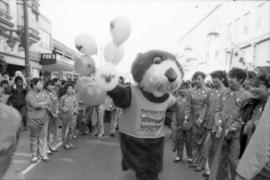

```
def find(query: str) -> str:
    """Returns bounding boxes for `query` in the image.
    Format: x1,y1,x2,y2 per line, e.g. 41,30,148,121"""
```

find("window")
256,2,267,30
0,0,9,14
234,18,240,39
214,50,219,60
243,12,250,34
34,11,38,22
256,5,263,29
32,2,39,22
227,23,232,41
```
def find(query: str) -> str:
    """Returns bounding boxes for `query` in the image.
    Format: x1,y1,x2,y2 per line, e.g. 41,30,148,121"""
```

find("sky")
39,0,220,74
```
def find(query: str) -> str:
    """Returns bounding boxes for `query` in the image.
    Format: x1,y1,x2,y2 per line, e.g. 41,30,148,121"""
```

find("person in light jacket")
44,80,59,152
59,83,79,149
26,78,49,163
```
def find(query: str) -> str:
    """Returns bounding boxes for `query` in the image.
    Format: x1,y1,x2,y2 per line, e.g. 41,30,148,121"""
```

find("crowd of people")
1,67,269,180
170,67,270,180
0,71,124,164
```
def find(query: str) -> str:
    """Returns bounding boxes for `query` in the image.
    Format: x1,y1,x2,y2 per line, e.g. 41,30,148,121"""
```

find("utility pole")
23,0,31,78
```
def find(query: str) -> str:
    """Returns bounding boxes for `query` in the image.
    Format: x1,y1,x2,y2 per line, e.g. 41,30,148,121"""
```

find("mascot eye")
153,57,162,64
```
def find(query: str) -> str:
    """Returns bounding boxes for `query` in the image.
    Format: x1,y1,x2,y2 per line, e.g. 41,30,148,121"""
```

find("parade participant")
171,82,193,163
7,76,28,130
0,80,10,104
11,71,27,89
210,68,251,180
89,105,100,136
44,80,59,152
25,78,50,163
185,71,210,172
52,78,60,98
77,99,90,136
239,74,270,158
59,83,79,149
243,71,257,91
0,80,10,94
109,97,119,137
0,104,23,179
235,96,270,180
105,50,182,180
205,70,228,178
95,97,112,138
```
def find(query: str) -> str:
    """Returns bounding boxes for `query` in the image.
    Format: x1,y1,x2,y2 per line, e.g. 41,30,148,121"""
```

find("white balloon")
74,55,96,76
110,17,131,46
75,33,98,55
95,63,119,91
75,76,94,95
103,41,124,65
80,84,107,106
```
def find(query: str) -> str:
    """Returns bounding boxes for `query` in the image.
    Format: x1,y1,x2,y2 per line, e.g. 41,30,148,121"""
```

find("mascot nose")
165,68,177,82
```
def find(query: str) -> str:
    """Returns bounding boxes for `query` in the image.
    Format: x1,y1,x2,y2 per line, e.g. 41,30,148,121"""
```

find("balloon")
80,84,106,106
103,41,124,65
75,55,95,76
110,17,131,46
75,33,97,55
75,76,94,95
95,63,119,91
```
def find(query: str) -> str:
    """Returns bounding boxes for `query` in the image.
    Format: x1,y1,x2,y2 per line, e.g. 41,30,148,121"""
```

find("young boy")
172,82,193,163
59,83,79,149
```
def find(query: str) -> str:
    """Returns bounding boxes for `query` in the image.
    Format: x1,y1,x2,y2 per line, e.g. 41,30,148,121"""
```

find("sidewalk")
12,122,112,174
12,128,63,175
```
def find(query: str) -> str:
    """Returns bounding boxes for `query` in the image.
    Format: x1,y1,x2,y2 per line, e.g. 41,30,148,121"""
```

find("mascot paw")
95,62,119,91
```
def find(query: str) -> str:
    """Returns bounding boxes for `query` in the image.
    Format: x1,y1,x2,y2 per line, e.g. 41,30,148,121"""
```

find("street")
13,126,202,180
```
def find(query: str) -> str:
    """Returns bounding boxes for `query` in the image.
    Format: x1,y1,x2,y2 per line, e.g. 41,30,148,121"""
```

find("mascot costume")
0,104,22,179
105,50,183,180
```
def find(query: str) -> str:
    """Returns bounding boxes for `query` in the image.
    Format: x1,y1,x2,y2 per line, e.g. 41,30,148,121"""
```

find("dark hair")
228,68,247,84
65,83,74,91
0,80,9,87
52,78,59,84
30,78,40,89
254,74,270,88
44,80,54,89
179,81,189,89
192,71,206,80
14,76,23,84
210,70,228,87
247,71,257,80
185,80,193,88
61,80,66,86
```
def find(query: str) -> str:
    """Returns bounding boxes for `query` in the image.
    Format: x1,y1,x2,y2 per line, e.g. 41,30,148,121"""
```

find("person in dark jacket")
239,74,270,158
7,76,28,130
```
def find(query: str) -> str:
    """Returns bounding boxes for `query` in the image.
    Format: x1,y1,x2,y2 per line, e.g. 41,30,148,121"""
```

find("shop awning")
40,53,75,72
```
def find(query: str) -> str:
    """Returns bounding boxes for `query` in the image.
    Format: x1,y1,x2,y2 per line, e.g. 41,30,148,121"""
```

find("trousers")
29,117,49,158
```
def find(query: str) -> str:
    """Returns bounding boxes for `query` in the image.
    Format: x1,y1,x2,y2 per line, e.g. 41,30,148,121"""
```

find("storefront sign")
40,53,56,65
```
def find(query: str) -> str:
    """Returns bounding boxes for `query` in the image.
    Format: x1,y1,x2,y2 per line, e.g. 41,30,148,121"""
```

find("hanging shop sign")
40,53,56,65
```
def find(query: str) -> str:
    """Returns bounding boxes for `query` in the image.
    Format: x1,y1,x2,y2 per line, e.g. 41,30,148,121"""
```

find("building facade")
0,0,42,77
178,1,270,79
48,39,80,81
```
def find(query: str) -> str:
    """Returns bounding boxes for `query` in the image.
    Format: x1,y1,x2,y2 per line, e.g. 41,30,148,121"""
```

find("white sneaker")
31,157,39,163
98,133,104,138
187,158,193,163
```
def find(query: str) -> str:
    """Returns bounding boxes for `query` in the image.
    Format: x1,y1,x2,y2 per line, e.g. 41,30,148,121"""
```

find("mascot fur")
106,50,183,180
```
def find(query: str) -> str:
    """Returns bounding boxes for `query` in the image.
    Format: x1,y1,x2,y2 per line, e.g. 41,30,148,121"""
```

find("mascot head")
131,50,184,97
